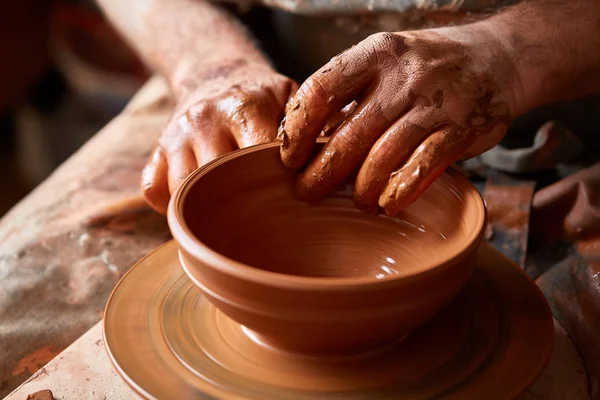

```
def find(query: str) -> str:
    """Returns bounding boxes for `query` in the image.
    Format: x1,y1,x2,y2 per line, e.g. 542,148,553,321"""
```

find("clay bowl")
168,142,486,355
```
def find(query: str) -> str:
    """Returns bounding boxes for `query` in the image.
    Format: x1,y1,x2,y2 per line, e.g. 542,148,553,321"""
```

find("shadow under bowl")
168,142,486,355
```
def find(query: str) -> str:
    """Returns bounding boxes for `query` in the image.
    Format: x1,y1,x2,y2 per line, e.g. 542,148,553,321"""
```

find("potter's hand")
279,30,518,215
142,62,297,214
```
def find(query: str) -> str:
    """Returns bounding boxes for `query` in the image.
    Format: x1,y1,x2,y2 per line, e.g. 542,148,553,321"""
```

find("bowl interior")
179,143,483,281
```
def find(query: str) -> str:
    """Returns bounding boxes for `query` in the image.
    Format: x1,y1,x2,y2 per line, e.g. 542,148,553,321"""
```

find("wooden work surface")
0,77,173,397
3,318,590,399
0,76,595,399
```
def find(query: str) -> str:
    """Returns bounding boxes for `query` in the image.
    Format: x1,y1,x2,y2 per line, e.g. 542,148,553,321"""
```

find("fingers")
459,119,509,160
295,87,410,202
280,50,376,170
143,118,239,216
274,78,299,110
322,101,358,137
353,107,440,212
141,146,170,215
228,95,283,148
166,144,197,195
192,127,237,166
379,125,474,216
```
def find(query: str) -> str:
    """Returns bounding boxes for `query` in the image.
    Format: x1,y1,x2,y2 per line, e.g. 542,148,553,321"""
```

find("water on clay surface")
184,149,466,280
199,204,449,279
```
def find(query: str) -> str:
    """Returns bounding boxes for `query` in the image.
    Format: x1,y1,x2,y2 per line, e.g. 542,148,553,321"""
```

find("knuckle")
157,130,173,150
162,101,218,148
172,167,189,184
189,102,213,121
299,76,329,105
365,152,388,173
368,32,397,46
328,47,350,65
274,73,293,87
228,95,263,120
335,131,361,150
273,77,297,102
362,33,393,65
364,32,399,52
158,124,190,154
158,128,176,151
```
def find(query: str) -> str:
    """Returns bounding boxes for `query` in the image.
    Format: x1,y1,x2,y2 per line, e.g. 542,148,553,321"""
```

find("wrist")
170,51,272,102
432,23,526,118
465,1,600,117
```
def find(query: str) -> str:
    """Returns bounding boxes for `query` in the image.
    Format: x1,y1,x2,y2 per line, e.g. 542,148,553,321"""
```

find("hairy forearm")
482,0,600,116
96,0,269,99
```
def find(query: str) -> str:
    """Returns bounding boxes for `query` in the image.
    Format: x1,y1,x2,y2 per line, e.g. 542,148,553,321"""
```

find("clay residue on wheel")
25,389,55,400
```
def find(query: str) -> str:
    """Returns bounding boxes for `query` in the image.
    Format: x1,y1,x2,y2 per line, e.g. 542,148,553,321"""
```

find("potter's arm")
96,0,271,99
279,0,600,215
97,0,297,215
474,0,600,117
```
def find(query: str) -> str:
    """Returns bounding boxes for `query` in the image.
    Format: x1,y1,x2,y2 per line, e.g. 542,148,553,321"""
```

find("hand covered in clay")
279,30,518,215
142,61,297,214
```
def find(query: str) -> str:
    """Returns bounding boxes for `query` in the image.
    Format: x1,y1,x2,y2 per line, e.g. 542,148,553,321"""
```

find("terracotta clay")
531,161,600,399
167,142,485,354
103,241,553,399
25,389,54,400
531,162,600,244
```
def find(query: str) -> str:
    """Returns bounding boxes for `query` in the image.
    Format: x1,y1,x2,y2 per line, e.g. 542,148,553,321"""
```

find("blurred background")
0,0,149,216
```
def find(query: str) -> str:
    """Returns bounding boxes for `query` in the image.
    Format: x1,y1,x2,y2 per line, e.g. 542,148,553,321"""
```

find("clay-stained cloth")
0,77,172,396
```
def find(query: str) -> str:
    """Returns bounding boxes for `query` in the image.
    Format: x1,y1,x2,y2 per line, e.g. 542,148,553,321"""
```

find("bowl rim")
167,141,486,289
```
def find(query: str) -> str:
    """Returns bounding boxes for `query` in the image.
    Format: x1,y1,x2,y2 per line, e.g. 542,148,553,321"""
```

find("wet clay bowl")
167,142,486,355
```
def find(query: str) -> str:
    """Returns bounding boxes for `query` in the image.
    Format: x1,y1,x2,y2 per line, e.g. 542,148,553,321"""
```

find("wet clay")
169,142,485,354
25,389,54,400
182,143,478,278
198,204,447,278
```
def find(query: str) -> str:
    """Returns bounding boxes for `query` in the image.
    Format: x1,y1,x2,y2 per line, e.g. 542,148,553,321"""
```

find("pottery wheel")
104,241,553,399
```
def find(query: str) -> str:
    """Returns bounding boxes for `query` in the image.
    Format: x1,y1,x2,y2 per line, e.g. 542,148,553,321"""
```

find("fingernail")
294,177,314,202
294,172,331,204
379,188,399,217
277,118,290,149
140,165,154,191
352,191,379,214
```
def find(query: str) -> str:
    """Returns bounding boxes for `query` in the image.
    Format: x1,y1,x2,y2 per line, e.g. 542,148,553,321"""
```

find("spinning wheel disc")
104,241,553,399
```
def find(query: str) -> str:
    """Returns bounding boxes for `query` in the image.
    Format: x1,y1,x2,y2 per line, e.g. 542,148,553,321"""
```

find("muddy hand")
279,30,518,215
142,61,297,214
